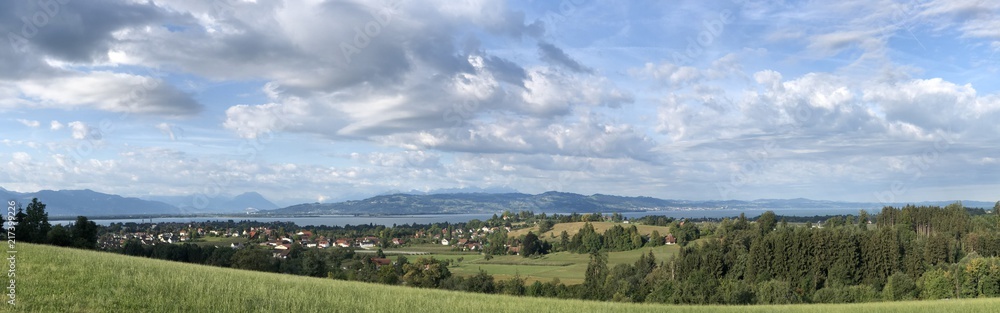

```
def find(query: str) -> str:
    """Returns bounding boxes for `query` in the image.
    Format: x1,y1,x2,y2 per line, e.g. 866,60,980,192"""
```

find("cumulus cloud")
67,121,93,140
224,53,632,140
50,120,64,130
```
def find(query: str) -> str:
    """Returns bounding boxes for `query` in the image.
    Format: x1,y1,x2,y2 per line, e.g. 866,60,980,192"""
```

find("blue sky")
1,0,998,206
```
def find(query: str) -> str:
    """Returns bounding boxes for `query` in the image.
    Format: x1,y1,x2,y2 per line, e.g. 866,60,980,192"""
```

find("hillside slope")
10,244,1000,312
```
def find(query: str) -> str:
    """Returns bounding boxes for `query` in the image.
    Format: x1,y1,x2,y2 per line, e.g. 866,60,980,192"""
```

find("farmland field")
10,243,1000,312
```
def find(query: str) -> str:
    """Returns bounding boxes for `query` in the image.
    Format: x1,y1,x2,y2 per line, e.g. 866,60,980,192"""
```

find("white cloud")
350,151,442,169
12,71,201,115
632,62,702,88
16,119,40,128
50,120,64,130
863,78,987,131
155,122,182,141
11,152,31,163
67,121,93,140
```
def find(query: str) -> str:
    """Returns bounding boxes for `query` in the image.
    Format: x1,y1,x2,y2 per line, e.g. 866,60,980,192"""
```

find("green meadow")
448,245,681,284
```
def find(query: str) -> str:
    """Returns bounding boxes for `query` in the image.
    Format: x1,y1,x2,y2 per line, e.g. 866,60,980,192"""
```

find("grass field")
448,245,681,284
383,243,482,255
509,221,671,239
9,243,1000,312
188,236,246,247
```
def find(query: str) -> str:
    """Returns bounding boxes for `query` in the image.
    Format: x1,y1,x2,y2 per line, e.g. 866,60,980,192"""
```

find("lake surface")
53,208,867,226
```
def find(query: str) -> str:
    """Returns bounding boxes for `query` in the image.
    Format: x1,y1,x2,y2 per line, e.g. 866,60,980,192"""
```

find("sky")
1,0,998,206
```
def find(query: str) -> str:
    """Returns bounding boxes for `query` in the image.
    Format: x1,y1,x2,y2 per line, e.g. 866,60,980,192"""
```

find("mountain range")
268,191,996,215
144,192,278,213
0,187,276,217
0,187,181,216
1,187,993,217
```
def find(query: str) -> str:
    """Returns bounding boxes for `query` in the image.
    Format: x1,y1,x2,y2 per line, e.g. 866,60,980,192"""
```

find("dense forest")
635,203,1000,304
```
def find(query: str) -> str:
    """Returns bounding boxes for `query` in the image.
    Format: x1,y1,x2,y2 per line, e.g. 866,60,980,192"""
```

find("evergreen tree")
521,232,541,257
559,230,570,251
582,252,609,300
757,211,777,236
15,199,52,244
648,230,662,247
71,216,99,249
858,210,870,230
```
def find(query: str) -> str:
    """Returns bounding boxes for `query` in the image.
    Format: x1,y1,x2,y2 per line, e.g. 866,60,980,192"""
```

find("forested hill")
266,191,995,215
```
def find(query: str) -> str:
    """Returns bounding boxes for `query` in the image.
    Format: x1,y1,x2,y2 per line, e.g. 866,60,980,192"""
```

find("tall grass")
6,244,998,312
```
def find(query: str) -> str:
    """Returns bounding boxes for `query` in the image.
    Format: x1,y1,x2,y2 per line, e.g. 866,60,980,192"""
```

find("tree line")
577,203,1000,304
3,198,98,249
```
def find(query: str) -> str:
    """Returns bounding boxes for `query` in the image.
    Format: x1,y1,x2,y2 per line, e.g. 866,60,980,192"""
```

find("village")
97,216,681,261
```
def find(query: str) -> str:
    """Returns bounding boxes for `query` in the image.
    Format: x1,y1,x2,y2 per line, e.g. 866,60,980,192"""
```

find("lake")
52,208,868,226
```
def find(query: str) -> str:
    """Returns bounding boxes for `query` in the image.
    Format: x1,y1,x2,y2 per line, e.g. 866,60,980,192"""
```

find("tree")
882,272,916,301
670,220,700,246
122,239,146,257
920,268,954,300
717,278,753,304
402,258,451,288
994,201,1000,215
376,265,399,285
206,247,236,267
71,216,98,249
465,269,496,293
648,230,662,247
559,230,570,251
582,252,609,300
755,279,799,304
522,231,540,258
231,246,277,272
538,220,554,234
484,231,507,256
300,249,329,277
46,225,72,247
757,211,777,236
498,274,526,296
576,223,603,254
674,269,719,304
19,199,51,244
